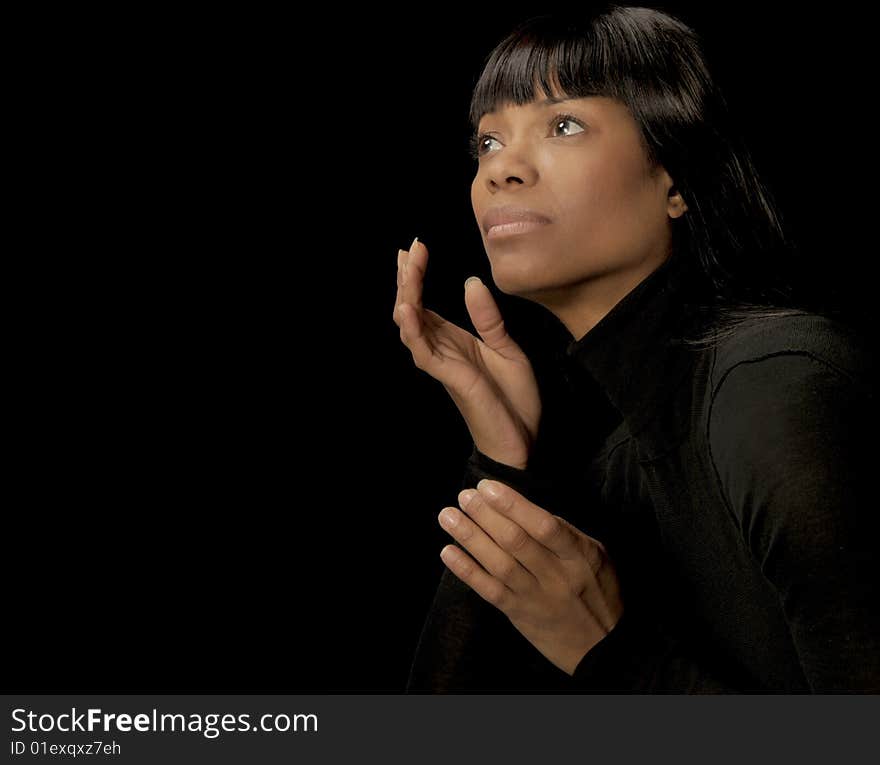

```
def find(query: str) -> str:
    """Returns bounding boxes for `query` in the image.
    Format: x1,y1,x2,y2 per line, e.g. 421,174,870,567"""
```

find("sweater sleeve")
568,608,745,692
706,352,880,692
570,350,880,694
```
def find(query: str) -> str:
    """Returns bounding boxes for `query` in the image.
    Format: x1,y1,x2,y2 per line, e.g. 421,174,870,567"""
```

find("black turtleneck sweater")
404,255,879,693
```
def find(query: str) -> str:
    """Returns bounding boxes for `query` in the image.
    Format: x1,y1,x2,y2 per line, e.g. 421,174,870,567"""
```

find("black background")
8,3,873,691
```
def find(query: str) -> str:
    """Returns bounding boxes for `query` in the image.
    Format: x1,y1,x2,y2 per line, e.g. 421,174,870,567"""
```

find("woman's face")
470,87,686,331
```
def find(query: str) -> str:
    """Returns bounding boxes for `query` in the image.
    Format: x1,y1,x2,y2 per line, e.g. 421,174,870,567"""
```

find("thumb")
463,276,523,357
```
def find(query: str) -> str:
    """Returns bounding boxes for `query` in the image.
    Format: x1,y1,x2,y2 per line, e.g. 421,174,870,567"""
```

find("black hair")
466,5,845,349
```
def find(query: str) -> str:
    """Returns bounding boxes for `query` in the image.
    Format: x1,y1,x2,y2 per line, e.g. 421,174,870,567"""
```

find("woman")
393,6,878,693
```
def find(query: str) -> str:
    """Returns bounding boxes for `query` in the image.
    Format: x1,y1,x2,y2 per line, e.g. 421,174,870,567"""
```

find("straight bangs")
467,8,675,168
468,20,608,131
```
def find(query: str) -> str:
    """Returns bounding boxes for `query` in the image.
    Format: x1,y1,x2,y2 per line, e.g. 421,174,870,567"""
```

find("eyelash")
468,113,585,160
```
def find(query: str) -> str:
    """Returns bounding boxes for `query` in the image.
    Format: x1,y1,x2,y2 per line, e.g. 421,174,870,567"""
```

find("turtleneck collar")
559,254,703,437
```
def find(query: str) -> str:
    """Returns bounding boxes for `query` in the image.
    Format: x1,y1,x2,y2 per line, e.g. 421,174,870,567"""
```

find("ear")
667,183,688,218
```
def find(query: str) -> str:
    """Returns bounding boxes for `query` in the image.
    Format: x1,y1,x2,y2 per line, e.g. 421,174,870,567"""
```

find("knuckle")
455,520,474,541
486,582,508,608
456,556,474,579
498,494,517,516
503,524,530,553
535,515,563,544
495,555,518,582
582,545,603,578
566,577,587,600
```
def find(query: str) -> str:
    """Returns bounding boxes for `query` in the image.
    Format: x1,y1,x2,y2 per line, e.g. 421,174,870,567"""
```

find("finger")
402,237,426,313
391,250,403,324
437,505,534,596
437,507,536,608
455,486,561,580
474,480,582,561
439,543,515,611
398,302,438,371
393,248,406,322
463,277,524,359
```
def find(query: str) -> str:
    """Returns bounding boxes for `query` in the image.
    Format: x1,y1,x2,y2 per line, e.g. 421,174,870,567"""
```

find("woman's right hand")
393,238,542,470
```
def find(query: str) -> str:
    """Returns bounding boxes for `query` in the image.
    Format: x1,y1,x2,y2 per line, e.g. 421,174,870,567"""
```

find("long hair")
466,5,843,349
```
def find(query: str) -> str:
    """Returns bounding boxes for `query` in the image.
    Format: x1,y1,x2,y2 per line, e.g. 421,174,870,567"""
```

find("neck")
526,252,673,342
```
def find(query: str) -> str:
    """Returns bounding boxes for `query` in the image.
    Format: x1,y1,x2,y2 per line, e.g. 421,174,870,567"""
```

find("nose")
483,142,539,189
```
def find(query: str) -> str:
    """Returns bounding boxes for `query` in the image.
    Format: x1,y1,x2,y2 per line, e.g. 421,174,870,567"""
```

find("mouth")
487,220,551,240
482,204,553,240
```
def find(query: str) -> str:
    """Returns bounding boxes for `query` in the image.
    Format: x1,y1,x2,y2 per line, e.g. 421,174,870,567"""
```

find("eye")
468,133,500,160
468,112,586,160
550,113,586,138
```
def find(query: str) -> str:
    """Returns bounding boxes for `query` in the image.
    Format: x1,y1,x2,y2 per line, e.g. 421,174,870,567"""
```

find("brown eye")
469,134,501,159
551,114,585,137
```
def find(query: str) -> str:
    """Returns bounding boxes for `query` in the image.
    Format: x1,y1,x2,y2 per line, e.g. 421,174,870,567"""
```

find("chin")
485,239,546,282
488,261,553,298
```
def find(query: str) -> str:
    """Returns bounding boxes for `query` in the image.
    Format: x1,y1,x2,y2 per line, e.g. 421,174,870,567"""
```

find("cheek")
560,157,655,236
470,176,484,219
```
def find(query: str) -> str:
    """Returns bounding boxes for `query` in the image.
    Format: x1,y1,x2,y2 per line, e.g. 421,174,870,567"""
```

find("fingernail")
410,236,419,251
465,276,482,290
459,489,477,508
477,479,501,500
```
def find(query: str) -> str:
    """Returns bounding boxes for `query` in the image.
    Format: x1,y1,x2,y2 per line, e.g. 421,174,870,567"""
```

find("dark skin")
393,82,687,676
470,88,688,340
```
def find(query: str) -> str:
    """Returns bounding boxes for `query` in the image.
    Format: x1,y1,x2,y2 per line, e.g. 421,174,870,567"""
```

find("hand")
393,238,541,469
436,478,624,677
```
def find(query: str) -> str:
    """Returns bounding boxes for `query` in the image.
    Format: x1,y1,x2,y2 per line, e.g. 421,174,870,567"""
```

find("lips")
482,204,553,236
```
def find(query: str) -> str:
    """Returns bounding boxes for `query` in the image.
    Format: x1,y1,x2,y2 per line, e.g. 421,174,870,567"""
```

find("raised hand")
393,238,542,469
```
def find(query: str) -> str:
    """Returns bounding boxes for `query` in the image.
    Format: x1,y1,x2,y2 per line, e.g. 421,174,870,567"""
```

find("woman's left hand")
437,478,624,677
